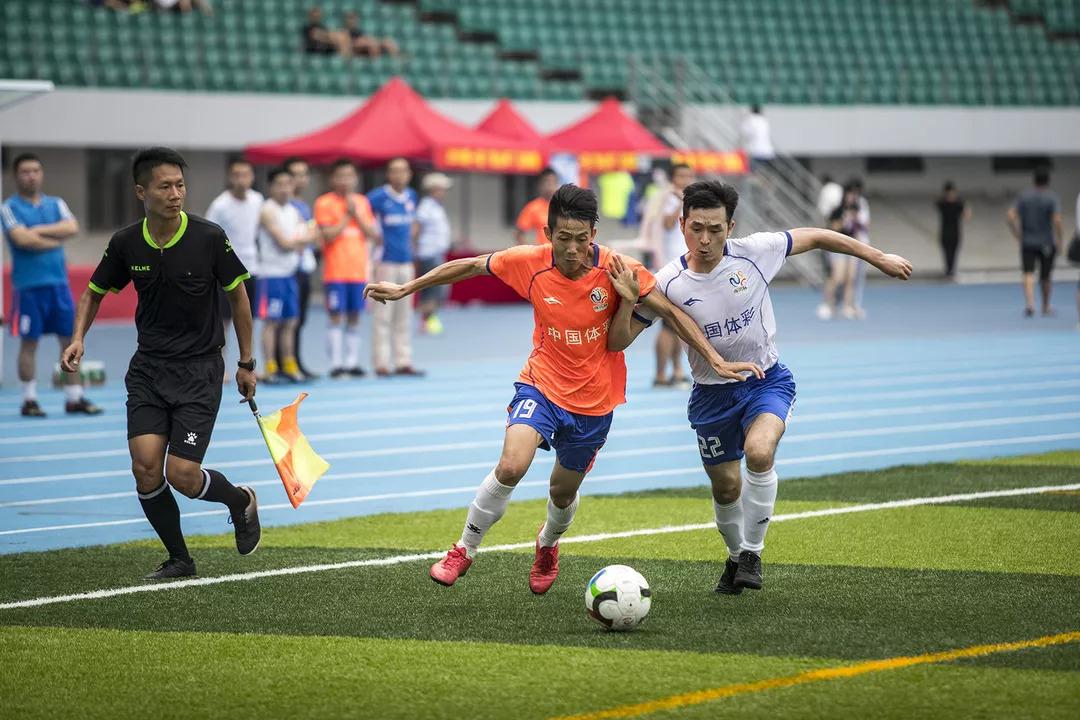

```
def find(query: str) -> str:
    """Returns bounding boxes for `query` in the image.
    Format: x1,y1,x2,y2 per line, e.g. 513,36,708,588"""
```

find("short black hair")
283,156,308,172
227,156,252,171
1034,166,1051,186
547,183,598,230
751,104,762,114
329,158,355,174
267,166,292,184
943,180,955,192
681,180,739,222
12,152,41,172
538,166,557,180
132,146,187,186
846,176,864,192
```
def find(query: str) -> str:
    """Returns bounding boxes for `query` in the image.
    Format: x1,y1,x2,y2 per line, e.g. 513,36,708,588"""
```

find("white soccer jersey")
643,231,792,385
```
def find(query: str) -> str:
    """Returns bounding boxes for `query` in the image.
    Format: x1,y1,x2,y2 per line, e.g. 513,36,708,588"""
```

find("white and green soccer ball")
585,564,652,631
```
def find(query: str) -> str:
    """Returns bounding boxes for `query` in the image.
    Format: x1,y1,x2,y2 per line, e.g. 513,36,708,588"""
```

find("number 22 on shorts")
698,435,724,459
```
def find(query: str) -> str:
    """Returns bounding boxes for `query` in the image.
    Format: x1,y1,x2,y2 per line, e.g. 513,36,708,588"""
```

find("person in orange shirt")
366,184,761,593
314,159,378,378
514,166,558,245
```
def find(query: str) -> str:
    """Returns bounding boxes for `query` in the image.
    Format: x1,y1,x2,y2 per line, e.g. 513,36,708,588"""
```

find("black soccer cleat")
734,550,763,591
329,367,349,379
714,558,743,595
229,487,261,556
65,397,103,415
20,400,46,417
347,366,367,378
145,556,196,580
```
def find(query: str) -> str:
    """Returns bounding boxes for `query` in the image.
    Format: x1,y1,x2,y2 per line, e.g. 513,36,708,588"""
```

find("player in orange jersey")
514,167,558,245
366,185,762,593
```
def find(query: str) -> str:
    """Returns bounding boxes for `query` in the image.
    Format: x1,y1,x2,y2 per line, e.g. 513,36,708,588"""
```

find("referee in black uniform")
63,147,262,580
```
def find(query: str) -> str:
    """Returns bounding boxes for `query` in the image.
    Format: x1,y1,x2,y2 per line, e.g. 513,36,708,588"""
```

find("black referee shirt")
89,212,250,359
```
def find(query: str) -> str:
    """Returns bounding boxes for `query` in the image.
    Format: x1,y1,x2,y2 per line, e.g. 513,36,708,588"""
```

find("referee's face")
137,164,186,221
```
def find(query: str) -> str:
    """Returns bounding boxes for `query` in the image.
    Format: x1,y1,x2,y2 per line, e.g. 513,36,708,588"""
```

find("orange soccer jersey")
315,192,374,283
487,243,657,416
515,197,550,245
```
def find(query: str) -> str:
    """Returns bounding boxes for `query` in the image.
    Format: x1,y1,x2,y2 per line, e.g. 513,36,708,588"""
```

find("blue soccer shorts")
13,283,75,340
256,276,300,321
325,281,367,314
506,382,613,474
687,362,796,465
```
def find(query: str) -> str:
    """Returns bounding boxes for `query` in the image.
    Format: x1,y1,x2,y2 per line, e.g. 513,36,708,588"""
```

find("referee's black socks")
137,481,191,562
196,468,250,515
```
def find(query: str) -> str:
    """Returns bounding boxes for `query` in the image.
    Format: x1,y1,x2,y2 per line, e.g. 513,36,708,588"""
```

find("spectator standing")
343,10,400,57
1007,167,1064,317
816,174,843,224
368,158,422,376
655,163,695,387
514,167,558,245
1,153,101,417
256,168,316,384
740,104,775,173
816,184,862,320
935,181,971,279
846,177,872,319
284,156,318,379
206,158,262,333
315,159,377,378
415,172,453,335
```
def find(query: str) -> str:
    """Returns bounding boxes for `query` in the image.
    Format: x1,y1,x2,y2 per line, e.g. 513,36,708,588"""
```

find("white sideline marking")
3,431,1080,536
1,482,1077,611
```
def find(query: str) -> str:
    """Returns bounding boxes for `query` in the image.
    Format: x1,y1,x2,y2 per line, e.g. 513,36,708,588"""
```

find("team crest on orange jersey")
590,287,609,312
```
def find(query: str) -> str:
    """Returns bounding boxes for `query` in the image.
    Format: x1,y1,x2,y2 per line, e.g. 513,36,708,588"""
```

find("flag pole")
246,398,277,460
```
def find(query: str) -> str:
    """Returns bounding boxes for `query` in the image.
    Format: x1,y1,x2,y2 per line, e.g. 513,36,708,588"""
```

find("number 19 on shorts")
512,399,538,419
698,435,725,459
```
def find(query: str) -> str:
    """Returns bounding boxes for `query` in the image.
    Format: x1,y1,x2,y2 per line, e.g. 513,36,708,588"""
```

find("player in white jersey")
609,180,911,594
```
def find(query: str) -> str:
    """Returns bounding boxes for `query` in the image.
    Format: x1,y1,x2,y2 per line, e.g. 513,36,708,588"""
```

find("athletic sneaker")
430,544,472,586
375,367,392,378
228,487,261,556
734,550,763,591
395,366,426,377
65,398,103,415
714,558,743,595
330,367,350,379
145,557,196,580
347,366,367,378
529,527,560,595
20,400,46,417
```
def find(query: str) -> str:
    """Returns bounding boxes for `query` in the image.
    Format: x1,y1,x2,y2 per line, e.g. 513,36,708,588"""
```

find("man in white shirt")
610,180,911,595
415,172,453,335
655,163,695,387
740,105,775,172
206,158,263,326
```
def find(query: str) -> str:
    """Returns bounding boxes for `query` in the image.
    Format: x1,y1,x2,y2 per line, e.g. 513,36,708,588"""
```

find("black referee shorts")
125,351,224,463
1021,247,1055,281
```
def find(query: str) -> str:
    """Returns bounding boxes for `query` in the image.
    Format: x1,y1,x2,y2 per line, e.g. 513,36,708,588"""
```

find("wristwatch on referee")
238,358,256,371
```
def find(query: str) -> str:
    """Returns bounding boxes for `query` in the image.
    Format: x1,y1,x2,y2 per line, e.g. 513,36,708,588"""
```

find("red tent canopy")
245,77,544,173
545,97,667,154
476,98,546,146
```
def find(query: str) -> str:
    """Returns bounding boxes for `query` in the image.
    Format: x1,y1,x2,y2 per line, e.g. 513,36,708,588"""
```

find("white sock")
344,325,362,369
63,384,84,403
22,380,37,402
741,465,778,554
713,496,744,561
459,470,515,557
327,325,344,369
539,494,579,547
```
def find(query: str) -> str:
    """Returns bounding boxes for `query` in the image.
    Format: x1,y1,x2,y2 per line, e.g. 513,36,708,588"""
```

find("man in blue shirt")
1,153,101,417
367,157,423,376
285,156,319,379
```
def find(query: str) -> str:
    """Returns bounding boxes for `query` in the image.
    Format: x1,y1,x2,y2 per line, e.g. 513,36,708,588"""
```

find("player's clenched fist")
364,282,407,304
61,340,84,373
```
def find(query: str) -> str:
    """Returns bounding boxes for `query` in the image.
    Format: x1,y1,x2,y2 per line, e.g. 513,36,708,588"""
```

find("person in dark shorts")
935,181,970,279
1007,167,1064,317
62,147,262,580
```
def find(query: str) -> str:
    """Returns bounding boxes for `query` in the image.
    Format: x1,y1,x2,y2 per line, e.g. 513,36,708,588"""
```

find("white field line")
1,481,1076,611
2,431,1079,538
5,412,1079,510
6,393,1080,488
6,377,1080,465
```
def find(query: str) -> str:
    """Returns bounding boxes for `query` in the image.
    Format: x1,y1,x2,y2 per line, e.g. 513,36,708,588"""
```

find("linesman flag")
248,393,329,508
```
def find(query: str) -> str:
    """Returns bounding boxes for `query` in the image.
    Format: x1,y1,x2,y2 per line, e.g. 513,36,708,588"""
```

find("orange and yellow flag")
254,393,329,508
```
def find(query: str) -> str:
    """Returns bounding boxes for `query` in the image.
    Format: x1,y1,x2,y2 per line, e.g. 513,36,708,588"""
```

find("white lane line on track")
2,431,1079,537
5,412,1079,509
2,481,1076,611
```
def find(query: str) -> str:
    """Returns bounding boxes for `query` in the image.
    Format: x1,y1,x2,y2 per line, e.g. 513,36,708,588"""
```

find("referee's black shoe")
145,556,196,580
229,487,261,556
714,558,743,595
734,550,763,591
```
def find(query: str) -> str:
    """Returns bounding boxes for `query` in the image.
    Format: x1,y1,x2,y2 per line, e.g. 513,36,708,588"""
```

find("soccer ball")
585,564,652,631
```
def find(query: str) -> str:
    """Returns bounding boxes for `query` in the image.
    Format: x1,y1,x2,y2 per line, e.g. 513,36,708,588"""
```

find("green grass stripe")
960,451,1080,468
3,554,1077,671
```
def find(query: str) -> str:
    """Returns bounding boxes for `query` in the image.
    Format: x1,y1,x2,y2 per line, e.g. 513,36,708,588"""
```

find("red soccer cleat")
430,544,472,586
529,525,560,595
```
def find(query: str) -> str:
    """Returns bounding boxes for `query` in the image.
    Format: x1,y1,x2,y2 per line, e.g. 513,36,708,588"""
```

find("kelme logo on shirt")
130,265,151,272
728,270,749,294
590,287,609,312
